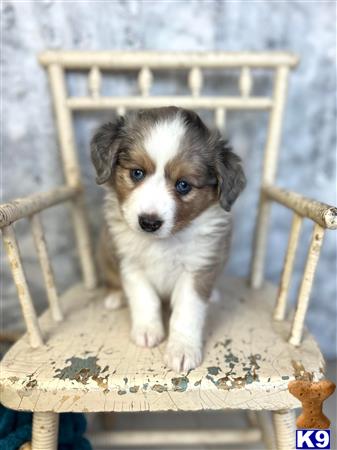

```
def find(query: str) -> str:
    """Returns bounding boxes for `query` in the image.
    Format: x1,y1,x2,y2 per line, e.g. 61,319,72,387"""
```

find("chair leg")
256,411,276,450
246,410,258,427
32,412,59,450
272,409,296,450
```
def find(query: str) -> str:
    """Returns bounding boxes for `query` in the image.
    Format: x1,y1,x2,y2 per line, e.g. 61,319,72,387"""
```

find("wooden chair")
1,51,336,450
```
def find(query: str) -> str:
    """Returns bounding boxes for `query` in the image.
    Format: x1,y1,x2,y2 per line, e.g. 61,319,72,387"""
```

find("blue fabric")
0,406,92,450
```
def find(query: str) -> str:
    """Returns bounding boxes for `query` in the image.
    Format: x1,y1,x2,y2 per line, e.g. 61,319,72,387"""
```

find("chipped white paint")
47,64,82,188
48,63,97,290
0,186,78,228
250,65,290,289
274,213,303,321
30,214,63,322
0,277,324,413
66,96,272,110
1,225,43,348
264,184,337,230
38,51,299,68
289,224,325,346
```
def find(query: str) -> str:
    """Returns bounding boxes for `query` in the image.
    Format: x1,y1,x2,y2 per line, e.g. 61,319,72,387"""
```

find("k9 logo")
296,430,331,449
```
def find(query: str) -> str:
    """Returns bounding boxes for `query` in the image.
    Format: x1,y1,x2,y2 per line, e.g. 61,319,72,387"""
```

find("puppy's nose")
138,214,163,232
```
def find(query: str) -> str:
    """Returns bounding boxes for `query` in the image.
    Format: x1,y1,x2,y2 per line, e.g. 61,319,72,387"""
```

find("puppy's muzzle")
138,214,163,233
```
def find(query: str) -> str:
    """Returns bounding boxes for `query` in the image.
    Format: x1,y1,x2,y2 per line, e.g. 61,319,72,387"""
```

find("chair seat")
0,277,324,413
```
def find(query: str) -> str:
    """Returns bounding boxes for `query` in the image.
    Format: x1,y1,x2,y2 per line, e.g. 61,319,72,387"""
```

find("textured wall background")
2,1,336,357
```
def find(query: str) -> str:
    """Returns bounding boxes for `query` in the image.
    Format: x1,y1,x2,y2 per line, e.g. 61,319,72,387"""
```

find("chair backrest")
39,50,299,281
39,51,298,188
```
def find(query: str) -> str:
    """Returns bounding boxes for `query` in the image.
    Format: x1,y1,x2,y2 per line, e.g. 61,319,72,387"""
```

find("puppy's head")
91,107,246,238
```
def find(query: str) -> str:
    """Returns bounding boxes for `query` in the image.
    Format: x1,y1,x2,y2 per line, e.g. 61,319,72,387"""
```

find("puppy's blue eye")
130,168,145,182
175,179,192,195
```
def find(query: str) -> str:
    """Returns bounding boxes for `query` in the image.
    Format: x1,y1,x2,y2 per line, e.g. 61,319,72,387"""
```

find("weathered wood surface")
250,65,290,289
39,51,299,69
0,277,324,413
48,63,97,290
0,186,78,228
263,184,337,230
2,225,43,348
66,96,273,111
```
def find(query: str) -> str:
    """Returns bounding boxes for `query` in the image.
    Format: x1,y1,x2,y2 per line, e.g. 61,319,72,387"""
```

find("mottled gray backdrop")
2,1,336,357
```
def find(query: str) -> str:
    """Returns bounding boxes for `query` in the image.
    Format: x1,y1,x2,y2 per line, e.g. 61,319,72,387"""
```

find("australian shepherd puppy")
91,107,246,372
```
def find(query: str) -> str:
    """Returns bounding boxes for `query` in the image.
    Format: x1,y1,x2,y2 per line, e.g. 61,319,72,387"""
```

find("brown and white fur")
91,107,246,372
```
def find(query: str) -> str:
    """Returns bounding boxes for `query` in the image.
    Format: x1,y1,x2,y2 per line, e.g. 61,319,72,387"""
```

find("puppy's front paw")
131,322,165,348
164,338,202,373
104,291,126,310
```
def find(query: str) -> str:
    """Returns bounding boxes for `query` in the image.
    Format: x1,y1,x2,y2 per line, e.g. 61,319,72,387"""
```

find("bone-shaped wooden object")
289,379,336,429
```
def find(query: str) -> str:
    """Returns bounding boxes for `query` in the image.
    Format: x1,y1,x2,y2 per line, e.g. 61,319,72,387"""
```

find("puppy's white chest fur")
129,239,182,299
104,192,231,299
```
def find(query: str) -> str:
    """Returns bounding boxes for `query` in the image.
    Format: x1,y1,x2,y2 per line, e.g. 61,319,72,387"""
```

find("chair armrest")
0,185,80,228
0,185,82,347
263,184,336,345
263,184,337,230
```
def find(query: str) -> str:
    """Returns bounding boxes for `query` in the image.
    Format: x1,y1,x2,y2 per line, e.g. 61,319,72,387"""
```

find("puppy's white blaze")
144,115,186,169
122,172,176,237
121,116,186,236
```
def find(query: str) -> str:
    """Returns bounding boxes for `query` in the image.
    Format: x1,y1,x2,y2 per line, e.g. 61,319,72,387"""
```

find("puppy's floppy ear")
90,117,125,185
214,137,246,212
